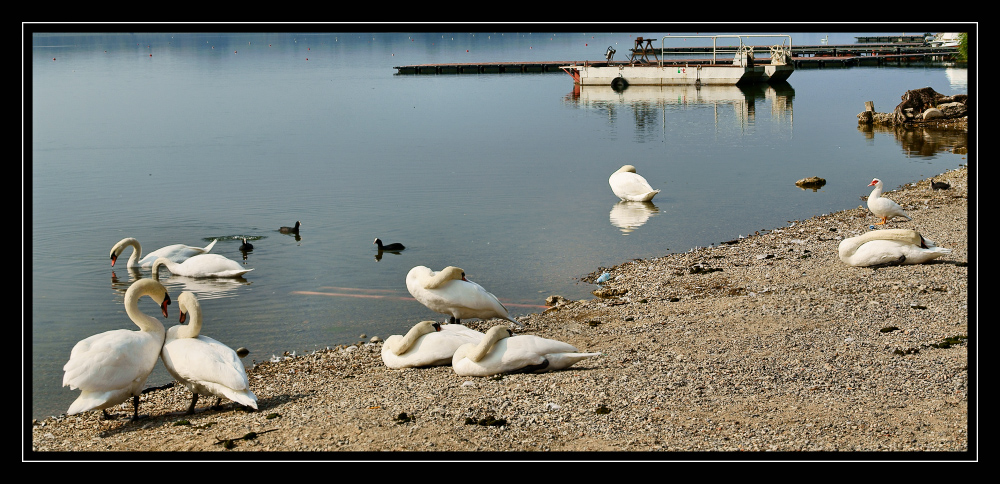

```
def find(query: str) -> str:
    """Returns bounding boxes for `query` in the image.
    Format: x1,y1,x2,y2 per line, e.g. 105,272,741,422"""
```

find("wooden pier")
393,43,960,74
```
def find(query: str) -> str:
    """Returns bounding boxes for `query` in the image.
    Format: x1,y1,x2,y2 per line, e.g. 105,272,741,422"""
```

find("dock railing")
657,34,793,67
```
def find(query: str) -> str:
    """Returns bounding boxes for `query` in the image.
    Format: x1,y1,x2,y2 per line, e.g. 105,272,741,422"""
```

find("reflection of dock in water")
567,82,794,130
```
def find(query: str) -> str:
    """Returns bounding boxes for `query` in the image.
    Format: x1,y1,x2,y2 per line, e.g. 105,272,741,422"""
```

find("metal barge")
560,34,794,88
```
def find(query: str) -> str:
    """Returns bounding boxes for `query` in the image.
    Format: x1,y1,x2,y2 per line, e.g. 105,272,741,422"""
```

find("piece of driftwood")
858,87,968,126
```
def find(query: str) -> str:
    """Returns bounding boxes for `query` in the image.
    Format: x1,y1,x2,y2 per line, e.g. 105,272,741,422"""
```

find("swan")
838,229,951,267
406,266,524,327
239,238,254,251
110,237,218,268
152,255,253,278
160,292,258,414
62,279,171,420
609,165,660,202
381,320,485,369
279,221,301,234
867,178,911,225
452,325,600,377
374,238,405,251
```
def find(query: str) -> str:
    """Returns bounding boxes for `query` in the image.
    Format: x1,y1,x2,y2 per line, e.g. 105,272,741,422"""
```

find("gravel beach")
28,166,972,459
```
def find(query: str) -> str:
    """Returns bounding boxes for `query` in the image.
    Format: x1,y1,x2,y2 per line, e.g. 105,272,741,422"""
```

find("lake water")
28,31,970,421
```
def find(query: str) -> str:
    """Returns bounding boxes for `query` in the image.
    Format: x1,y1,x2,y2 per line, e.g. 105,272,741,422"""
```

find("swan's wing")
162,336,250,391
63,330,161,391
610,172,660,200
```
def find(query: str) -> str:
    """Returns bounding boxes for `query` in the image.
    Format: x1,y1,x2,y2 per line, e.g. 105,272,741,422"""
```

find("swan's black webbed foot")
210,397,225,411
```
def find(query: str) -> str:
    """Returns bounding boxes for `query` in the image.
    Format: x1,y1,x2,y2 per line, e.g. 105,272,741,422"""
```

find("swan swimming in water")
110,237,218,268
152,255,253,278
838,229,951,267
609,165,660,202
160,292,258,414
62,279,171,420
381,320,485,369
406,266,524,327
452,325,600,377
866,178,911,225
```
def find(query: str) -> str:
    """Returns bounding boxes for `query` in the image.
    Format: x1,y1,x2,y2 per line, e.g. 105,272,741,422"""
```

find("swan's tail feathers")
203,238,218,253
226,389,258,410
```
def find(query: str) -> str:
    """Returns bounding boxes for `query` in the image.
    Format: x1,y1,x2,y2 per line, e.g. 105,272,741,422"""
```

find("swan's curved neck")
425,267,463,289
152,258,179,280
176,301,202,339
468,328,508,362
114,238,142,267
390,323,432,354
124,284,165,335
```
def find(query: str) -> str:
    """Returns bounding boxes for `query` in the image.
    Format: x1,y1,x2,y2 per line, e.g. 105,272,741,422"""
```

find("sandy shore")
28,167,972,459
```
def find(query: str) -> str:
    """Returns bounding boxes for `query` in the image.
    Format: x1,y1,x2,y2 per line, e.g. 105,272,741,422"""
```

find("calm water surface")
29,31,970,420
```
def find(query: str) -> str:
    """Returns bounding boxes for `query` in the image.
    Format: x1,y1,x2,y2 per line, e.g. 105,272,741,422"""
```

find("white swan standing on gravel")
160,292,257,414
151,255,253,278
838,229,951,267
381,320,485,369
110,237,218,268
452,325,600,377
62,279,171,420
867,178,912,225
609,165,660,202
406,266,524,327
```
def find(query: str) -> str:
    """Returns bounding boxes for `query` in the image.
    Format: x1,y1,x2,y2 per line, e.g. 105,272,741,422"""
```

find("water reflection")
857,124,969,158
565,82,795,133
945,68,968,91
609,201,660,234
111,268,249,301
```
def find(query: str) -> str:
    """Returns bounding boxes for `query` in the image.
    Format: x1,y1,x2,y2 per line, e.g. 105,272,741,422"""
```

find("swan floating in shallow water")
452,326,600,377
609,165,660,202
160,292,258,414
62,279,171,420
110,237,218,268
866,178,911,225
152,255,253,278
381,320,485,369
838,229,951,267
406,266,524,327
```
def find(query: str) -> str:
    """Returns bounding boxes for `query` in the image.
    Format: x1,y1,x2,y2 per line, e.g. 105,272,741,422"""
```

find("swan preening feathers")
406,266,524,328
867,178,912,225
152,255,253,279
609,165,660,202
452,325,600,377
381,320,485,369
62,279,171,420
838,229,951,267
110,237,218,268
160,292,258,414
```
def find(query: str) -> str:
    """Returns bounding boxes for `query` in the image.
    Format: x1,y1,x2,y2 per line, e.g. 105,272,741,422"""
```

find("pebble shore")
29,167,972,458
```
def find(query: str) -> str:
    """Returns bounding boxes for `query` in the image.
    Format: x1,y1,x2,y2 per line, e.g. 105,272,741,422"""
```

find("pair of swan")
63,279,172,420
152,255,253,279
838,229,951,267
867,178,912,225
406,266,523,328
110,237,217,268
381,320,484,369
452,326,601,377
381,321,600,376
609,165,660,202
160,292,258,414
